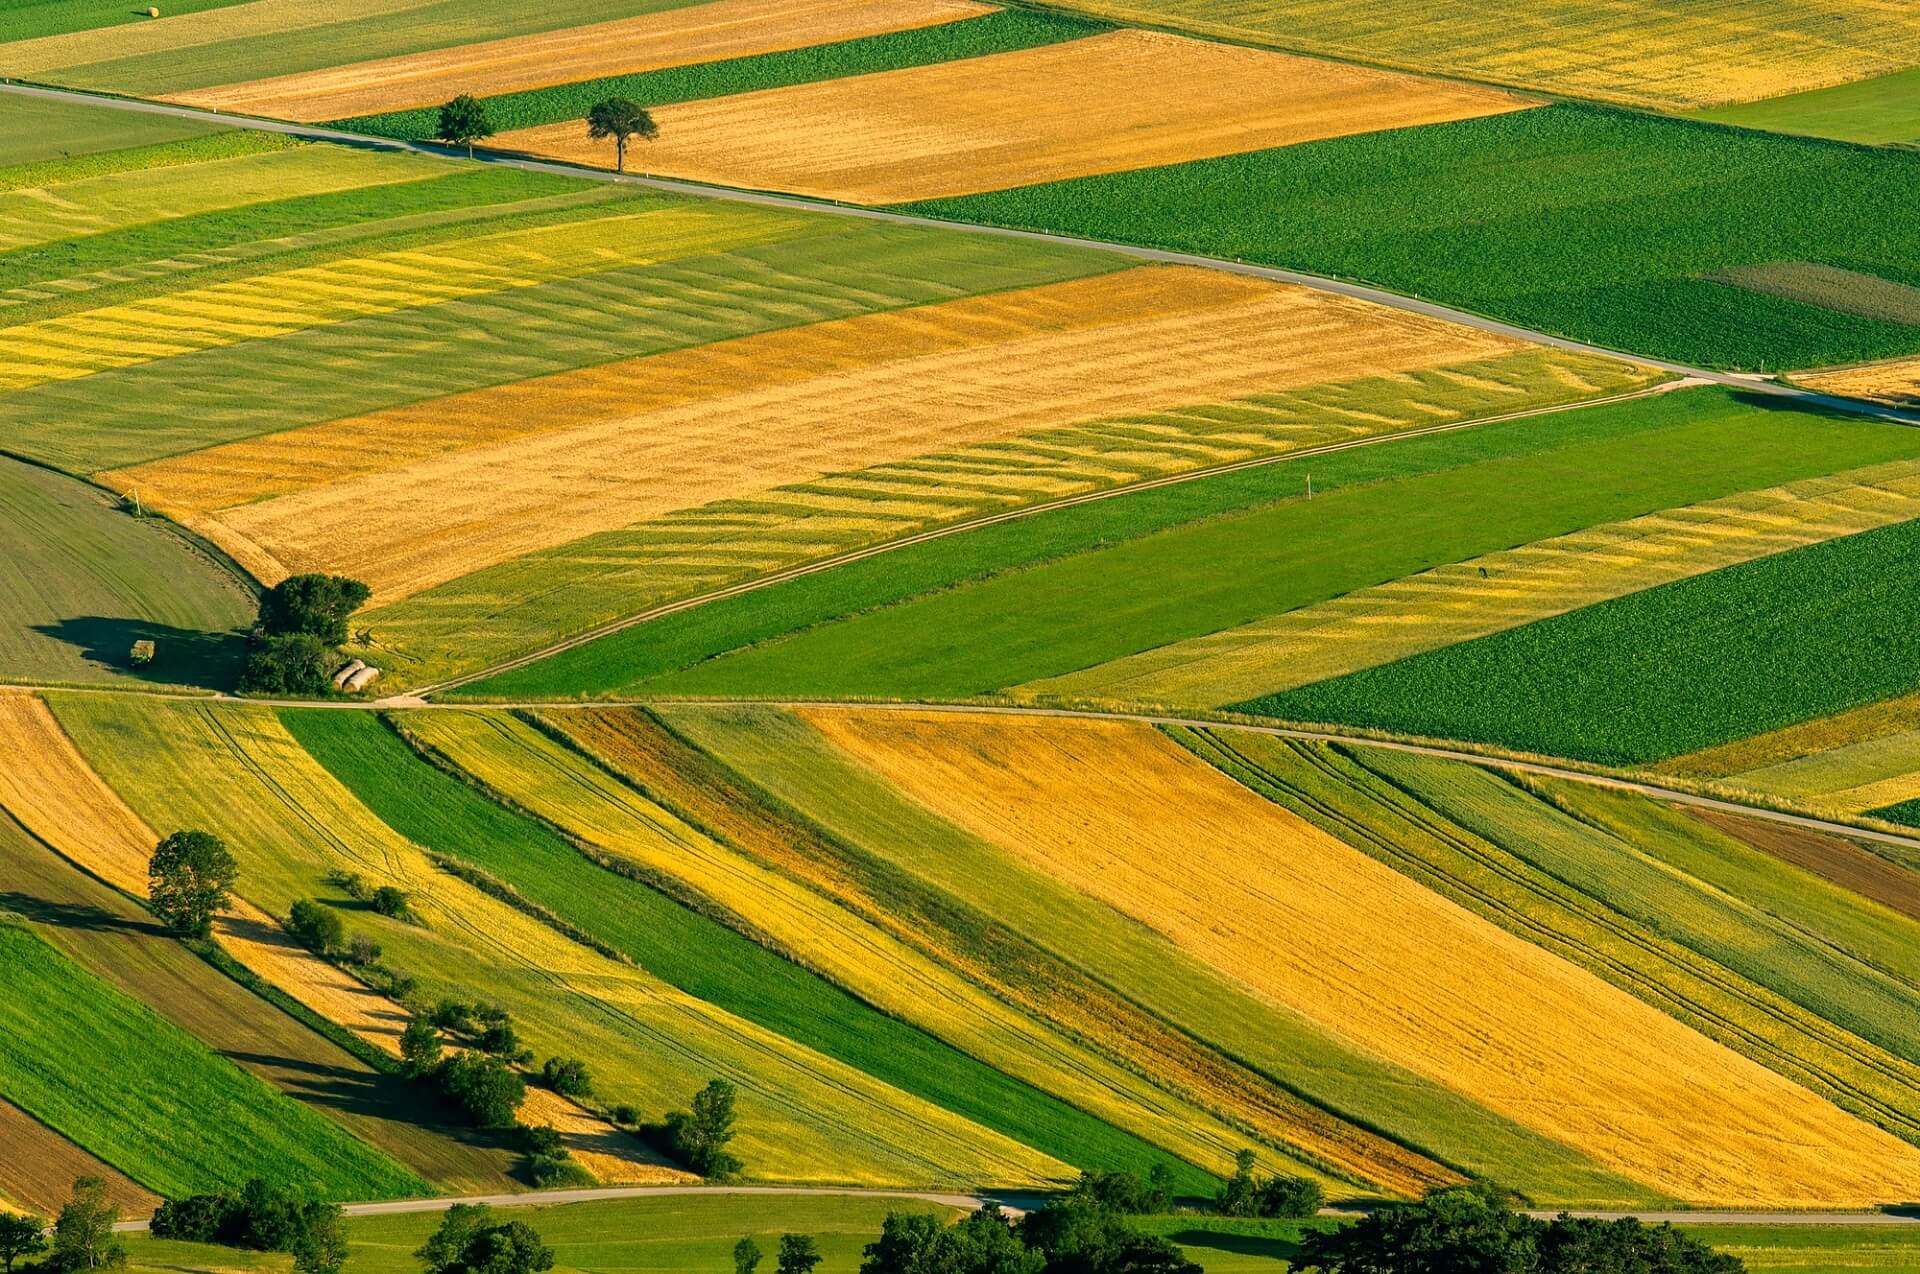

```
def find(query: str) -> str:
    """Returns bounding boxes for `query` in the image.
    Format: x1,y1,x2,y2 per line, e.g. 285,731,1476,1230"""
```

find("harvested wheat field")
1023,455,1920,709
116,265,1525,602
801,708,1920,1207
170,0,993,121
0,1097,156,1217
1804,357,1920,410
492,29,1534,202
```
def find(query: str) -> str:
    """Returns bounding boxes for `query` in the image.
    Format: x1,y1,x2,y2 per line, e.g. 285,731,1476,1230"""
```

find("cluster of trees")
150,1179,346,1274
240,574,370,695
0,1178,127,1274
860,1196,1196,1274
1214,1152,1322,1220
731,1234,821,1274
418,1206,553,1274
435,94,658,172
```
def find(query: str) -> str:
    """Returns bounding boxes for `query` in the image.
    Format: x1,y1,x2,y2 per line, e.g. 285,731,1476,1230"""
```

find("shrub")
437,1052,526,1128
150,1193,239,1243
370,885,411,919
664,1078,742,1179
346,934,382,966
240,633,335,695
400,1018,442,1076
528,1153,594,1188
285,900,344,956
610,1103,639,1126
541,1056,591,1098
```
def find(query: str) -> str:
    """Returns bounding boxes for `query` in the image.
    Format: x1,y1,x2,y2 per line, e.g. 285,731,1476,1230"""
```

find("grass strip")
282,708,1213,1190
0,129,291,194
1246,516,1920,764
338,11,1105,140
0,0,251,43
904,105,1920,370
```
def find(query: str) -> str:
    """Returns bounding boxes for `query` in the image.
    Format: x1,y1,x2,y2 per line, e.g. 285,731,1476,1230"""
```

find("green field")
1695,69,1920,146
907,105,1920,370
0,455,252,687
0,93,224,166
343,11,1105,138
1679,1223,1920,1273
1246,515,1920,765
608,390,1920,702
0,0,251,43
281,708,1210,1193
0,916,422,1199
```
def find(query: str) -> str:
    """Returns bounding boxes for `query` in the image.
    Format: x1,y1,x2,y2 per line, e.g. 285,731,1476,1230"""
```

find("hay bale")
343,666,381,693
330,658,367,689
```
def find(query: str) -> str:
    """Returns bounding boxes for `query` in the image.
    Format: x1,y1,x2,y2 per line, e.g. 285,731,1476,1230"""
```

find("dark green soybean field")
906,105,1920,370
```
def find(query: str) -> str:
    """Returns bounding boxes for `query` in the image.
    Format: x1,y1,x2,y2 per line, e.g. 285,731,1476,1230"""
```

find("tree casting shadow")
29,616,248,691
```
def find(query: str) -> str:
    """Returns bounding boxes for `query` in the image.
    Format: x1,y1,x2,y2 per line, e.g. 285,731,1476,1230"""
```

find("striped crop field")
796,707,1920,1207
402,707,1259,1184
493,29,1534,201
1027,0,1920,109
1026,453,1920,709
43,693,1061,1190
0,1094,155,1217
169,0,993,121
1803,355,1920,410
1685,810,1920,926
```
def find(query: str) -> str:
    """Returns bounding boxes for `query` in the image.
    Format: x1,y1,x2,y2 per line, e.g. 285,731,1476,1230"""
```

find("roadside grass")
630,389,1920,702
904,105,1920,370
1677,1223,1920,1272
1244,515,1920,765
0,915,422,1199
453,348,1648,699
47,695,1058,1189
1693,67,1920,146
281,707,1205,1193
0,455,252,688
1195,734,1920,1149
666,703,1656,1207
0,93,224,167
341,11,1104,140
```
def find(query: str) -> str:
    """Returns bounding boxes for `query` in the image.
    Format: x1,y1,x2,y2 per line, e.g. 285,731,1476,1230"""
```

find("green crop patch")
0,916,421,1199
1246,515,1920,765
341,11,1105,140
905,105,1920,370
1693,67,1920,147
0,93,225,167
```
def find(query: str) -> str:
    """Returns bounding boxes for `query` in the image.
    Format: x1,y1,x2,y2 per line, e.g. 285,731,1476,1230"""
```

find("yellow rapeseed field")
0,205,797,399
1021,456,1920,709
1032,0,1920,109
493,29,1535,202
1802,357,1920,410
171,0,991,120
110,266,1526,602
802,707,1920,1207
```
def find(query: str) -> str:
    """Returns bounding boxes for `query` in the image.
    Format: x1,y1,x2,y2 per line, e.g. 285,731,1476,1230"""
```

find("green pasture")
623,389,1920,701
344,11,1104,139
0,455,251,687
282,708,1207,1192
0,92,223,166
907,105,1920,370
0,130,285,195
0,917,421,1199
1247,514,1920,765
1694,69,1920,146
1679,1222,1920,1272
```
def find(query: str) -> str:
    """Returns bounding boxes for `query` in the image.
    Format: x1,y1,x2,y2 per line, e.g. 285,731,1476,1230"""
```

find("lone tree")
733,1237,763,1274
665,1077,742,1178
149,830,239,938
48,1177,125,1272
292,1204,348,1274
0,1212,47,1274
437,94,493,158
585,97,656,173
775,1235,820,1274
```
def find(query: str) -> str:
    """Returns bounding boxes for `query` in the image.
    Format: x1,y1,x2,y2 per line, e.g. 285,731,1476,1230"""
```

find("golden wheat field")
492,28,1535,202
1039,0,1920,109
0,206,794,397
0,0,422,79
1803,357,1920,409
119,266,1526,603
169,0,992,121
1021,456,1920,708
800,707,1920,1207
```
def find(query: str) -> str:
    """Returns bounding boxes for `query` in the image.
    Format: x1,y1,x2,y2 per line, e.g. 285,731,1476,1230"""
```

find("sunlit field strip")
406,708,1260,1182
801,708,1920,1207
497,29,1533,202
44,694,1056,1189
0,1093,156,1216
1026,455,1920,709
0,204,796,393
1803,356,1920,409
1028,0,1920,109
173,0,991,121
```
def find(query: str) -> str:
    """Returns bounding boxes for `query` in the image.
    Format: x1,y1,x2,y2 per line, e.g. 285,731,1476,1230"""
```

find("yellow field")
0,205,797,399
0,0,422,79
1803,357,1920,409
1036,0,1920,110
113,266,1527,602
405,708,1263,1180
801,707,1920,1207
1021,456,1920,709
169,0,991,121
492,29,1534,202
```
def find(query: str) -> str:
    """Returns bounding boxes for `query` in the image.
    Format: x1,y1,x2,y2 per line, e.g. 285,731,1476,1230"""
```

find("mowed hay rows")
494,29,1535,202
170,0,994,121
144,266,1524,603
1023,455,1920,709
405,708,1255,1181
0,1096,156,1216
800,708,1920,1206
0,204,797,396
45,696,1059,1189
1804,356,1920,410
1035,0,1920,109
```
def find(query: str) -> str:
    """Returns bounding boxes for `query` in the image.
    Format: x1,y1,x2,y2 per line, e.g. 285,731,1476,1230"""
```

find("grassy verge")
340,11,1106,139
904,105,1920,370
0,131,292,194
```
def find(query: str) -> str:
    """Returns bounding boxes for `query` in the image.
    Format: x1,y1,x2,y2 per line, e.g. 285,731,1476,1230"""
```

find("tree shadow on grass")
29,616,248,691
1158,1228,1306,1263
0,891,160,936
